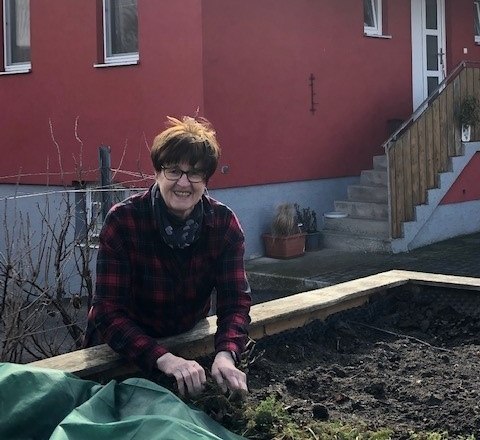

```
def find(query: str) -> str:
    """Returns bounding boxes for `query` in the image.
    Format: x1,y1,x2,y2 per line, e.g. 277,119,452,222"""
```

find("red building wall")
0,0,479,190
0,0,204,186
441,153,480,204
445,1,480,68
204,0,413,189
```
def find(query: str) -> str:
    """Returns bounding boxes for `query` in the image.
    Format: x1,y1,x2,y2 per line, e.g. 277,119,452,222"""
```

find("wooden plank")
455,69,468,155
409,122,420,206
402,131,414,221
452,72,462,156
390,270,480,290
394,141,405,230
466,67,474,96
464,67,474,144
473,68,480,140
255,296,372,338
425,106,435,188
29,270,480,381
417,113,428,204
387,147,399,238
432,98,441,186
438,89,449,172
446,81,455,157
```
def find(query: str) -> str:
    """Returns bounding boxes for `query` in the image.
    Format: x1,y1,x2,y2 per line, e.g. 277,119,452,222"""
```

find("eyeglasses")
161,166,206,183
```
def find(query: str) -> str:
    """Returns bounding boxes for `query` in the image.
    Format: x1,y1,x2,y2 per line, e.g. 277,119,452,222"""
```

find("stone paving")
246,232,480,288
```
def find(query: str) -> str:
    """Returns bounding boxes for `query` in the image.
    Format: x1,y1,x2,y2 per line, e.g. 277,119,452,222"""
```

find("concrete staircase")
322,155,392,252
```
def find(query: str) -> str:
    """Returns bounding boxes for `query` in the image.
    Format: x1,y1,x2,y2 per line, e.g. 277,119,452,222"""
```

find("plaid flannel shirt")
85,187,251,372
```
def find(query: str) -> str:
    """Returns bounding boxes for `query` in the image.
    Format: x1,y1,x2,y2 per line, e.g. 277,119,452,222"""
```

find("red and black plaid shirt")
85,187,251,372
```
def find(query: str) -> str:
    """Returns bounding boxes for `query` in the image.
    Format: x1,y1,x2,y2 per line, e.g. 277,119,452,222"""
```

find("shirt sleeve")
214,211,252,359
89,209,167,372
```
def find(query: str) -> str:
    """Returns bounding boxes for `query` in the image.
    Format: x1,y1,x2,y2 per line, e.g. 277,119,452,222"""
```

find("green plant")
270,203,301,237
456,95,480,126
244,395,303,438
294,204,318,233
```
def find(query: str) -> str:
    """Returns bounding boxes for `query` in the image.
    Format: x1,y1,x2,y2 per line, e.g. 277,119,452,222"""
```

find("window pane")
427,76,439,96
475,2,480,37
364,0,376,28
425,0,438,30
6,0,31,64
109,0,138,55
426,35,438,70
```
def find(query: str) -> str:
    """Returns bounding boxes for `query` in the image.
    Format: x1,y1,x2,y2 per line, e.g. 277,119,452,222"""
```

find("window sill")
94,59,139,68
0,68,31,75
364,33,392,39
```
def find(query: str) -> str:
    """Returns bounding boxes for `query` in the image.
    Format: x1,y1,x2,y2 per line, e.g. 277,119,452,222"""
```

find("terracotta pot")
262,233,306,259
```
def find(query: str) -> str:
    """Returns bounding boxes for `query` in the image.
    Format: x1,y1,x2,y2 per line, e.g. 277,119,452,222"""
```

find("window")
475,1,480,43
364,0,382,36
3,0,31,72
103,0,138,65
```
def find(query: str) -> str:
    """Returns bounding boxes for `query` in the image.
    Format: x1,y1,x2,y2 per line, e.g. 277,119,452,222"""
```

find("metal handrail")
383,60,480,152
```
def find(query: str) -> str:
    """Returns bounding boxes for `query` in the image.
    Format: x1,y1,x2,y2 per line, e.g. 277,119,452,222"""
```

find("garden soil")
238,285,480,438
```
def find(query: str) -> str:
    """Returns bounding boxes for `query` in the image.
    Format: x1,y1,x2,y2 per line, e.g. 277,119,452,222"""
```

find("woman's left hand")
211,351,248,394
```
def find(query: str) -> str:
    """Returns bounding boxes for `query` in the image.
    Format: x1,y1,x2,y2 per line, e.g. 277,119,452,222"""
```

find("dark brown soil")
243,285,480,438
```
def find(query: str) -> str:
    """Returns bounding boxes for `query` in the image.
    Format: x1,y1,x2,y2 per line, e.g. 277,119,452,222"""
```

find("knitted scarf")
152,184,203,249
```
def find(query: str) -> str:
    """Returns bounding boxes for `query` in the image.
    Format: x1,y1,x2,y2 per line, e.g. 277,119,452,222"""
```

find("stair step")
373,155,387,170
360,169,387,187
323,217,389,238
334,200,388,220
348,185,388,203
322,230,392,253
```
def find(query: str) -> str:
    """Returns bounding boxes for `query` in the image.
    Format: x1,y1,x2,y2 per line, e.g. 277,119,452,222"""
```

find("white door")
411,0,446,111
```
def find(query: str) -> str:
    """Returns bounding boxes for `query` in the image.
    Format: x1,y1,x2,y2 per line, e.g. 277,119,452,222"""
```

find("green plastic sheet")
0,363,244,440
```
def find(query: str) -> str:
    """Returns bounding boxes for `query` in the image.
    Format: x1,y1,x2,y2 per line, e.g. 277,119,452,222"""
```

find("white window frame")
3,0,31,73
475,1,480,44
364,0,383,36
102,0,138,65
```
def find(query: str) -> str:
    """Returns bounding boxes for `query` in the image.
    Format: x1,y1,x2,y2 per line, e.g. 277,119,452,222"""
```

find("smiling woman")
84,116,252,400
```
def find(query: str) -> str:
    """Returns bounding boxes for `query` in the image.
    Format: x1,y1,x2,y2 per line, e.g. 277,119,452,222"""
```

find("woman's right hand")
156,352,207,397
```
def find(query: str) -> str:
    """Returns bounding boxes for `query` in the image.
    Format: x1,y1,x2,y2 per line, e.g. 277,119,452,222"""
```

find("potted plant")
456,95,480,142
262,203,306,259
295,204,322,251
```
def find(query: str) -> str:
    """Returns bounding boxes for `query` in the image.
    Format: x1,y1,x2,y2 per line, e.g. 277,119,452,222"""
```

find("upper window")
364,0,382,36
103,0,138,65
475,1,480,43
3,0,31,72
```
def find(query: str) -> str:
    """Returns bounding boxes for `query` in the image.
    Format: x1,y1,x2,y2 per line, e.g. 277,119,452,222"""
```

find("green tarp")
0,363,244,440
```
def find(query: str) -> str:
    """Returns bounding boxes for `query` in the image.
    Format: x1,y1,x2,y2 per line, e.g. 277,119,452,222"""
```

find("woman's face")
156,162,206,220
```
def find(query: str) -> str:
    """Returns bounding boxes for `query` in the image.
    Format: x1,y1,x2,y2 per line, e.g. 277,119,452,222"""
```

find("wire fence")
0,166,154,363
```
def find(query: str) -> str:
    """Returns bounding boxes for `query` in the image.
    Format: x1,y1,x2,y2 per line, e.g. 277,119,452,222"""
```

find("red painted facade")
1,1,480,190
0,1,204,186
441,152,480,204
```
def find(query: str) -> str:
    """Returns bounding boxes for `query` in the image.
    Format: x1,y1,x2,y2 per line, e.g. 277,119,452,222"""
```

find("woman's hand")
211,351,248,394
156,352,206,397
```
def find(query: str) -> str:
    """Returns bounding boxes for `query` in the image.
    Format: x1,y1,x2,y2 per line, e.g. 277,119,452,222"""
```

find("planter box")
262,233,306,259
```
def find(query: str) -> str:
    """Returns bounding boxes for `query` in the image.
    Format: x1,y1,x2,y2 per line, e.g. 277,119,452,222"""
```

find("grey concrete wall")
0,185,93,298
210,176,358,259
408,200,480,250
0,177,358,276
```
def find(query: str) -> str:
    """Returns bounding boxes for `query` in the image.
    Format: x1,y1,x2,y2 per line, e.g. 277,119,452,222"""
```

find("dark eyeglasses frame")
160,166,206,183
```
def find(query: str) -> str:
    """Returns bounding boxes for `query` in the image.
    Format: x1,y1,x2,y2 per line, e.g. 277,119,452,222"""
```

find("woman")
85,116,251,396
